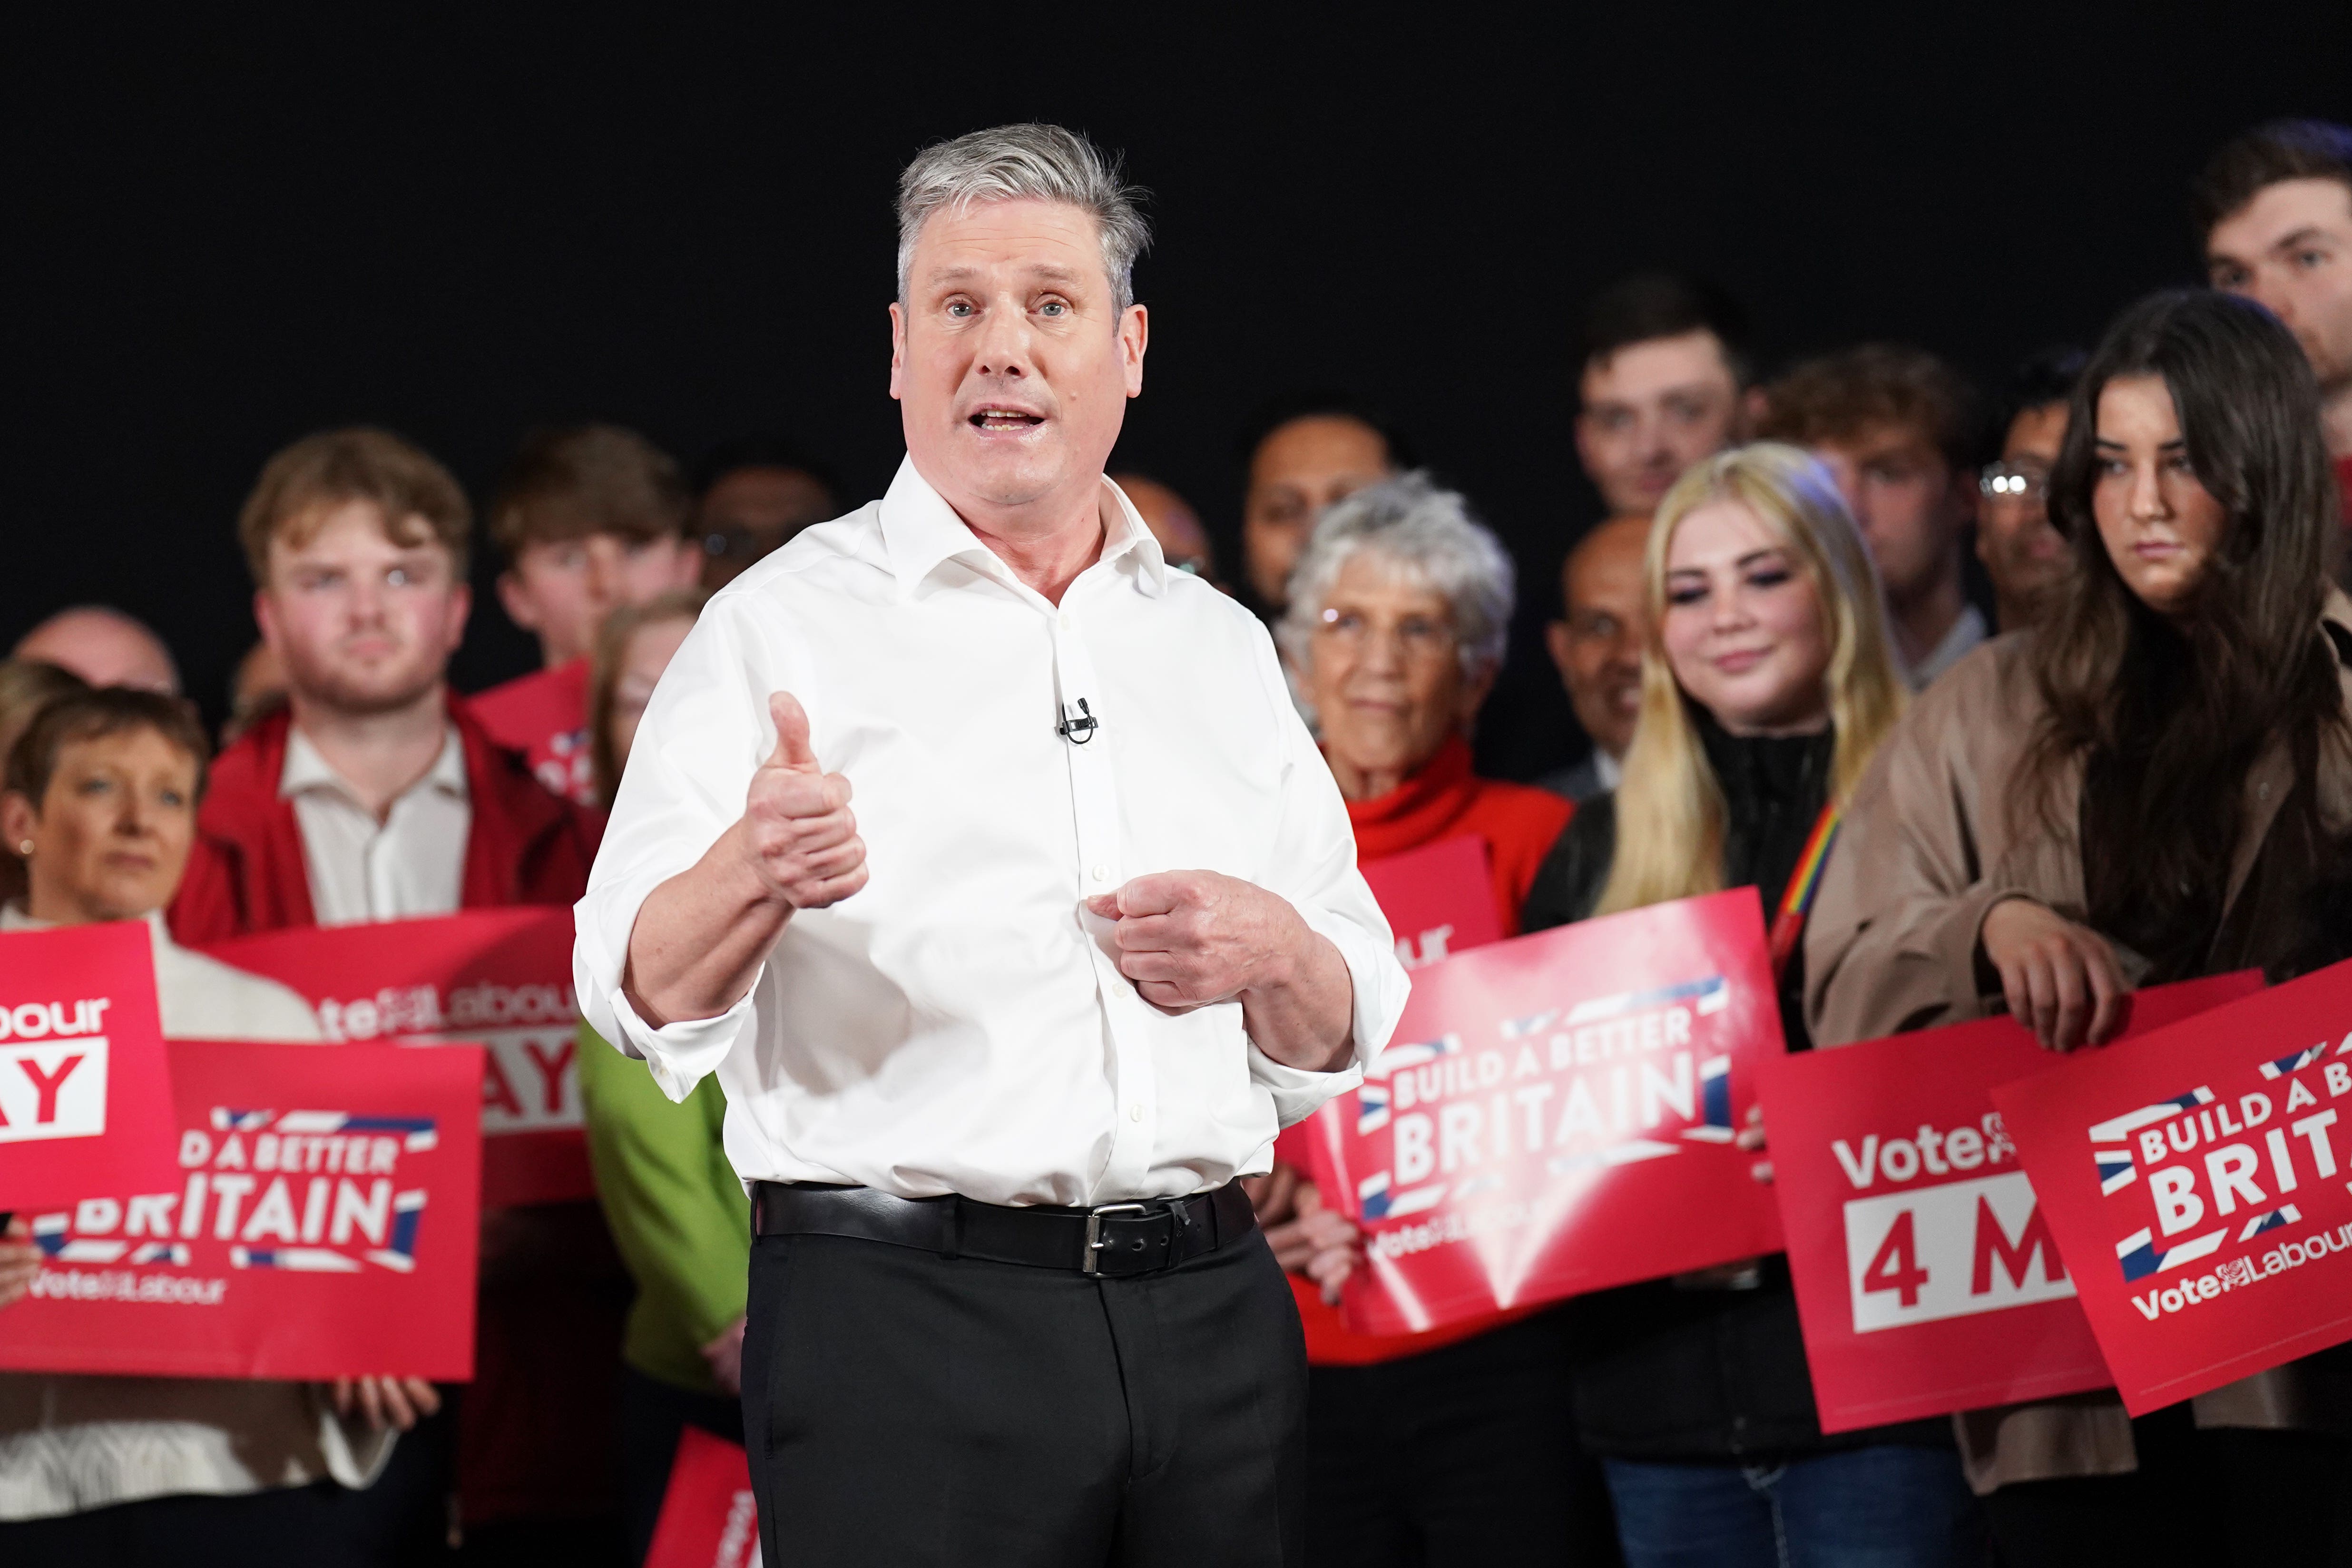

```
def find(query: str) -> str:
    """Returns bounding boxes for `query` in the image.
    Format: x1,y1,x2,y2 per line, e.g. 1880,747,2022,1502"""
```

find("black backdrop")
6,10,2348,780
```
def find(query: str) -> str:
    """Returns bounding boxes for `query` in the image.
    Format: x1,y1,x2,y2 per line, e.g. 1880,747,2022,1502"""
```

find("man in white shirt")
576,124,1408,1567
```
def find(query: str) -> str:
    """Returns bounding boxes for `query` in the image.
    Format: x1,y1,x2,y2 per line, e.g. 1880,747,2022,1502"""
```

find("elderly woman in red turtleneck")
1264,473,1613,1567
1282,471,1573,931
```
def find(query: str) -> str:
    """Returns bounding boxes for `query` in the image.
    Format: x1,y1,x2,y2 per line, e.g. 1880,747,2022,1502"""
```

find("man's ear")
1544,619,1574,681
1571,413,1599,481
494,570,542,633
252,587,280,656
1742,386,1770,436
443,582,473,656
887,302,907,402
669,536,704,590
1121,304,1149,398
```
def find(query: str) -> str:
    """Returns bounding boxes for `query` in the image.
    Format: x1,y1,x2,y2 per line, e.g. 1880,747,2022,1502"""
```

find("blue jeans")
1603,1445,1983,1568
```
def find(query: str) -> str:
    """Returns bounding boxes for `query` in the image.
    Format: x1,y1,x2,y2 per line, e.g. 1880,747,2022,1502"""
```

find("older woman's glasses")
1315,606,1456,661
1979,460,2052,504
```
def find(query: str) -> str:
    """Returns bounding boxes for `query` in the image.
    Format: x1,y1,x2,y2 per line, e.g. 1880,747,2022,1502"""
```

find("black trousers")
1985,1403,2352,1567
619,1364,745,1567
740,1225,1307,1568
1304,1313,1622,1568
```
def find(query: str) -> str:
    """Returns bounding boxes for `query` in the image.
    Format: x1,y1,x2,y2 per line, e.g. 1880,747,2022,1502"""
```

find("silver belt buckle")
1083,1203,1149,1274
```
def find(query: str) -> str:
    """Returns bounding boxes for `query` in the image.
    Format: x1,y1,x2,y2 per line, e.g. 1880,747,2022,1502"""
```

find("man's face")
498,531,700,666
1574,331,1747,516
698,466,836,588
2208,177,2352,392
1544,515,1649,762
890,198,1147,532
1243,416,1394,608
256,501,469,717
1807,425,1969,604
1975,402,2070,627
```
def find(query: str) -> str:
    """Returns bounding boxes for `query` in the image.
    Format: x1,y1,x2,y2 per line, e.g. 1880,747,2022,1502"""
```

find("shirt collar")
878,456,1167,602
281,723,467,809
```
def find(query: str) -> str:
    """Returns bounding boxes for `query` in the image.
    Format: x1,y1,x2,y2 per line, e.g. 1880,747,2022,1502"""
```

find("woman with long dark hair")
1808,289,2352,1565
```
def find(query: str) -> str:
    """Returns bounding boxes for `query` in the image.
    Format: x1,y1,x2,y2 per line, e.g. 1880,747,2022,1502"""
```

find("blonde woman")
1520,445,1982,1566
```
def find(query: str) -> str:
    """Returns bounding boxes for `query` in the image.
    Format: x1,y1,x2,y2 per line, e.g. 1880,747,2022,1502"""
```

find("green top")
577,1021,750,1393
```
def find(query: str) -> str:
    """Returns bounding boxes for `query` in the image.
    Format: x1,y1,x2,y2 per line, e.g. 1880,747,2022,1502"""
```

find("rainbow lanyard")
1766,801,1843,981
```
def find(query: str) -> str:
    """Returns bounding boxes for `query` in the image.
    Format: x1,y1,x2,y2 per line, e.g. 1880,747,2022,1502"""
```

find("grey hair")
1276,471,1517,685
896,123,1152,313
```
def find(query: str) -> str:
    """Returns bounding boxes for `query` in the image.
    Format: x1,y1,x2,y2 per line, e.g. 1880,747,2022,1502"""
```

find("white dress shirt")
282,725,469,925
575,459,1409,1208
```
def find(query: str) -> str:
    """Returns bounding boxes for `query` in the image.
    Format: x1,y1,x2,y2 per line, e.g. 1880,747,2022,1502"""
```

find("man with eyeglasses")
1974,348,2084,633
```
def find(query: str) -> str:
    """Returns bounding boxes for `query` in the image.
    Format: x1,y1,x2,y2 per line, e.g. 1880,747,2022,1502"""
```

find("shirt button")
1129,1104,1143,1122
1058,611,1072,630
1091,865,1107,882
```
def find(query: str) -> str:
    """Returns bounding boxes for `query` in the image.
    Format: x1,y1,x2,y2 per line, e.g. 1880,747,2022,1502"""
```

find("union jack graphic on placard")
1684,1055,1736,1142
2114,1223,2228,1282
219,1107,439,1151
2259,1045,2327,1079
2095,1148,2136,1195
1367,1034,1463,1079
2086,1085,2215,1146
1564,973,1727,1026
2237,1203,2302,1242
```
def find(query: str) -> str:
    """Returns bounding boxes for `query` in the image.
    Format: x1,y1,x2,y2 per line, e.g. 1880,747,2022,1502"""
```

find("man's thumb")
766,691,818,770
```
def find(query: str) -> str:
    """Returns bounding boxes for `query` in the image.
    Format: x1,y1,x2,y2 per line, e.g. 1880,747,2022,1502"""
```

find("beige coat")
1803,600,2352,1494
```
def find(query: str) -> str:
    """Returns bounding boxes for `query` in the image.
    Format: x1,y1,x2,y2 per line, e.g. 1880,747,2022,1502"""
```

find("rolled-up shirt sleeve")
574,599,781,1104
1242,628,1410,1125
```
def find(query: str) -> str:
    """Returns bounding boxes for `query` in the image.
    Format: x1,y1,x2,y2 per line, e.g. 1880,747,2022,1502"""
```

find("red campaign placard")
646,1427,761,1568
1360,835,1502,972
0,1038,481,1381
198,909,589,1206
1306,887,1785,1335
1760,972,2261,1433
1281,836,1505,1185
1993,957,2352,1414
0,921,178,1212
469,660,596,807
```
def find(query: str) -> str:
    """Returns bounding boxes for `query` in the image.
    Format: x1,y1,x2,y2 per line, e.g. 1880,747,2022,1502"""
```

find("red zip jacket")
167,699,599,944
167,696,614,1528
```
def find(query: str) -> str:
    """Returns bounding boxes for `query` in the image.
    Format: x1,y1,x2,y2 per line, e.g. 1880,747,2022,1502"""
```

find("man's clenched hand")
1085,870,1304,1011
744,691,867,911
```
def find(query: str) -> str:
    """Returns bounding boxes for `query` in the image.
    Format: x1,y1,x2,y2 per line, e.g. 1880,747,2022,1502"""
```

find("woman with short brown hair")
0,688,432,1564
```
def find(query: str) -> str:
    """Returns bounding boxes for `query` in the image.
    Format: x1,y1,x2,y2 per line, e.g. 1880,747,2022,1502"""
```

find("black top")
1520,711,1950,1461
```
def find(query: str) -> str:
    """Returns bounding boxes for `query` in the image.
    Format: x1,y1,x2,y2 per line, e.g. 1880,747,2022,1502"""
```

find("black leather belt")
751,1180,1257,1278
